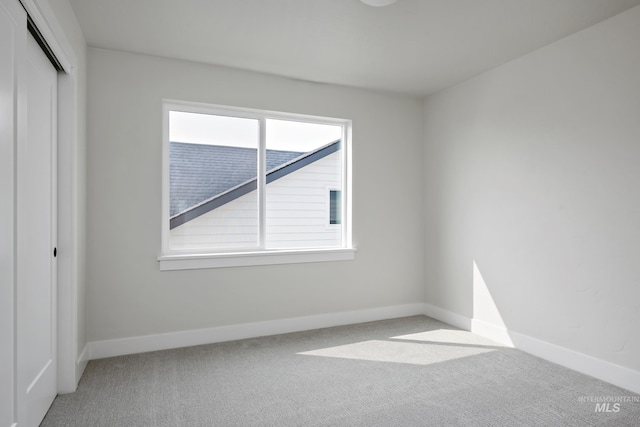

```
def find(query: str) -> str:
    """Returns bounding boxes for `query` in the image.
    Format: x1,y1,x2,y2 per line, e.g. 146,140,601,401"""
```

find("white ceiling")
67,0,640,96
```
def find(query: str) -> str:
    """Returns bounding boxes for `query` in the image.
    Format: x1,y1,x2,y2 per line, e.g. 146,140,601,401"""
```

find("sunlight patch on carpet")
392,329,506,347
297,338,496,366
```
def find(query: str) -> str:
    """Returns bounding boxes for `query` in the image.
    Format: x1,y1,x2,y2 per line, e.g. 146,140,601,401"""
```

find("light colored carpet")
42,316,640,426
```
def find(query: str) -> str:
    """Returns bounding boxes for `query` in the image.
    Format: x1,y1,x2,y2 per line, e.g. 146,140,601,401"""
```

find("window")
159,101,354,270
329,190,341,225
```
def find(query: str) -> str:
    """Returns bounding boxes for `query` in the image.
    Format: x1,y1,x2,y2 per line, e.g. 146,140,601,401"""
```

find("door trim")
19,0,74,72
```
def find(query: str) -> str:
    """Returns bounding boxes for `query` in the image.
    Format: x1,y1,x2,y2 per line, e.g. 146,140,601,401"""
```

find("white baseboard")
85,301,640,395
423,302,471,330
422,303,640,395
508,329,640,395
87,303,426,360
471,318,514,347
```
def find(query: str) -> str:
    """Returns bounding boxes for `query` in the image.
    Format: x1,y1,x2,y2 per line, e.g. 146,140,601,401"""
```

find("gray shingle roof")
169,140,341,229
170,143,304,216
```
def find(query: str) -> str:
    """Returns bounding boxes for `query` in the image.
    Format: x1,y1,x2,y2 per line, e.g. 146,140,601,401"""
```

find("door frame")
19,0,84,394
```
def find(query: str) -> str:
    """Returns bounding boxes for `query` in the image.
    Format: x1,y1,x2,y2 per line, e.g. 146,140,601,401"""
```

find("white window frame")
158,100,355,270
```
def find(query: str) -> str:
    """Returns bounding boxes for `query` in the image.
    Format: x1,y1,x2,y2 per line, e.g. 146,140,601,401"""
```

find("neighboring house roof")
170,140,341,229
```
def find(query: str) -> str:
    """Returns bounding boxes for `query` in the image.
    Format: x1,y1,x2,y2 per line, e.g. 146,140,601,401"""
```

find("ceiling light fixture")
360,0,398,7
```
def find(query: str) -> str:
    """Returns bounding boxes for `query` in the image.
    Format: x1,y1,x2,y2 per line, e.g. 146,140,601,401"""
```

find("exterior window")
329,190,341,225
161,101,352,264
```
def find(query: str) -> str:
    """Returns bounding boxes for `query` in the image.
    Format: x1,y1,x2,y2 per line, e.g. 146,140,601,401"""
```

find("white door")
17,32,59,427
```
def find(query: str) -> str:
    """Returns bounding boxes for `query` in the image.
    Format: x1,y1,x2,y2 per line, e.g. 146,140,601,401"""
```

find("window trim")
158,248,356,271
159,100,354,269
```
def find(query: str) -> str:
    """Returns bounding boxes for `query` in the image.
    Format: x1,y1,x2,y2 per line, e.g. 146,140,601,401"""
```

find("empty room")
2,0,640,426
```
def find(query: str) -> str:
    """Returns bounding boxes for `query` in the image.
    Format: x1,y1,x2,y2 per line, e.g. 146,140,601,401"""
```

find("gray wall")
423,6,640,371
86,48,425,342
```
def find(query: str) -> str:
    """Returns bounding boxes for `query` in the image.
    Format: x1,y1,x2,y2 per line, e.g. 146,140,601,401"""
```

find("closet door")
16,30,59,427
0,1,26,426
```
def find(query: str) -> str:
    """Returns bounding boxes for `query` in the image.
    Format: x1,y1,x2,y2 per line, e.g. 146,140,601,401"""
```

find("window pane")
265,119,343,249
330,190,341,225
168,111,259,251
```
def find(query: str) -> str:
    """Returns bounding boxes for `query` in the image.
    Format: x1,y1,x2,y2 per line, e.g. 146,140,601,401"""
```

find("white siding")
169,193,258,251
169,152,342,250
266,153,342,249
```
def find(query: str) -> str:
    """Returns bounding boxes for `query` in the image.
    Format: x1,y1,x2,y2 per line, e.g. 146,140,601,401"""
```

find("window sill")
158,247,356,271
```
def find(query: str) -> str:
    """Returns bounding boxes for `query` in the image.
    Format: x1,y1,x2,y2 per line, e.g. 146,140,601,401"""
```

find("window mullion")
258,118,267,249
